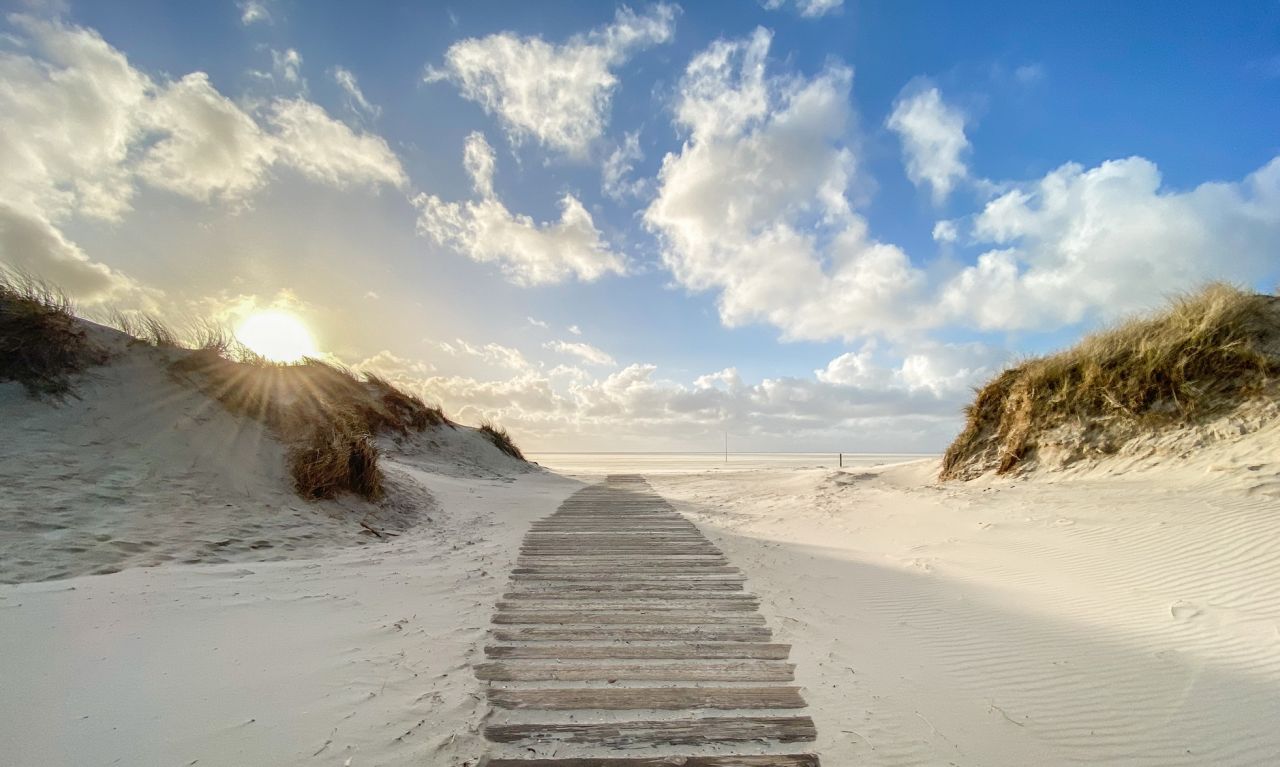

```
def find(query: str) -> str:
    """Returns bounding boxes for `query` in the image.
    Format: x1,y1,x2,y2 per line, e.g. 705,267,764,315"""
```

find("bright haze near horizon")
2,0,1278,452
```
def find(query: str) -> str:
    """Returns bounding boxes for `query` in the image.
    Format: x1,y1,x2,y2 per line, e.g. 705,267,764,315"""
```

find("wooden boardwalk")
477,475,819,766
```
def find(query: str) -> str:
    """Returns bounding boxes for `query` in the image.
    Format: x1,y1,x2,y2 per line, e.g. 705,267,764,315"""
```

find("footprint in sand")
1170,600,1203,620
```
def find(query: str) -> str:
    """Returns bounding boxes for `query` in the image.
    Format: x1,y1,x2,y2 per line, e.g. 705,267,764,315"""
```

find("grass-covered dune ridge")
1,270,525,501
942,284,1280,480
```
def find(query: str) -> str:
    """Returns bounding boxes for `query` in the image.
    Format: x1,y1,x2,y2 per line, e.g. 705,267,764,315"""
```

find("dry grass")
941,284,1280,480
364,373,451,431
105,309,181,348
0,271,107,397
170,354,460,500
480,420,525,460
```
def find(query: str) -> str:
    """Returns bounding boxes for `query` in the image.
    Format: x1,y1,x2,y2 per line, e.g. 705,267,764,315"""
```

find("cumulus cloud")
887,84,971,204
267,99,406,188
0,16,405,301
0,203,138,302
353,344,976,452
762,0,843,18
940,155,1280,330
425,4,677,156
433,337,533,373
932,219,959,243
545,339,616,367
646,28,927,341
415,132,626,285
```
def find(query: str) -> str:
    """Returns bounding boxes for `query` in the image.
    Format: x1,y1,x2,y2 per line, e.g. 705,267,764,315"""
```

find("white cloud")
545,339,616,367
0,16,405,302
0,203,137,302
415,132,626,285
267,99,406,188
461,130,497,198
762,0,843,18
602,130,648,200
940,155,1280,330
932,219,959,242
886,84,971,204
527,316,549,329
238,0,271,25
433,338,533,373
568,324,582,335
271,48,302,85
646,28,927,342
137,73,274,200
332,66,380,119
353,344,975,452
426,4,677,156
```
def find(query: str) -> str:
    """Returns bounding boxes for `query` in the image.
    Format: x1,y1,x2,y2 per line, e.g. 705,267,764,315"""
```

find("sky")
2,0,1278,452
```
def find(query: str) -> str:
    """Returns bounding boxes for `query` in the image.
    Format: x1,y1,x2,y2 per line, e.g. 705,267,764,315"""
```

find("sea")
523,452,936,475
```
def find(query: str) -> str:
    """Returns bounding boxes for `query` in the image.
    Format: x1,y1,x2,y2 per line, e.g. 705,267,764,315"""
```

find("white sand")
650,447,1280,765
0,468,581,766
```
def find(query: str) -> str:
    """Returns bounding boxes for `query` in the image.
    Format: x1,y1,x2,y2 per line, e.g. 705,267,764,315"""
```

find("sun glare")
235,310,319,363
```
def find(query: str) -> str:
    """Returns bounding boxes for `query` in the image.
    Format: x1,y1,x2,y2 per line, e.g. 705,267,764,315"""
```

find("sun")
235,310,319,363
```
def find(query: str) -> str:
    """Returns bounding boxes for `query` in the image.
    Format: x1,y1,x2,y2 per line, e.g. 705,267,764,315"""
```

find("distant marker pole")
839,452,843,468
724,431,728,464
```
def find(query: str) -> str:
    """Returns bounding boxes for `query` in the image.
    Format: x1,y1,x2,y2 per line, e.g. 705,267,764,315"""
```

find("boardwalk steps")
476,475,819,765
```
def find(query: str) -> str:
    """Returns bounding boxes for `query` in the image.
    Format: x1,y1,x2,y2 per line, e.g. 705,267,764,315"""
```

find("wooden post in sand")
839,452,843,468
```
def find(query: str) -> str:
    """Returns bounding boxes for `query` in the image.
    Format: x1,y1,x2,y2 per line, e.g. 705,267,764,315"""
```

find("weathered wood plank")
503,590,755,600
475,660,793,682
493,611,766,625
484,643,790,660
513,565,740,574
518,556,725,561
493,626,772,642
496,600,758,612
484,716,817,746
509,573,745,582
505,581,745,591
482,757,819,767
488,685,806,710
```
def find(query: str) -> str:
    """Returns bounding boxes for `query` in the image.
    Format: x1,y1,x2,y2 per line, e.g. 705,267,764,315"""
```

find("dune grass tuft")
479,419,525,460
364,372,451,431
169,353,465,500
941,284,1280,480
0,271,107,397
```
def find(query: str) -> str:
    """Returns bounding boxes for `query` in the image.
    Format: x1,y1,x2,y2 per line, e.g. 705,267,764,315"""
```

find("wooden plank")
484,716,817,746
509,573,745,582
475,660,793,682
488,685,806,710
503,590,755,600
484,643,790,660
513,565,740,573
493,626,771,642
518,555,724,560
505,581,745,592
493,611,766,625
496,600,758,612
482,757,819,767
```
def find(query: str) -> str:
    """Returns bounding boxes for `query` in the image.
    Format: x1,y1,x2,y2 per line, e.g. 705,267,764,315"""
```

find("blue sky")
3,0,1278,451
